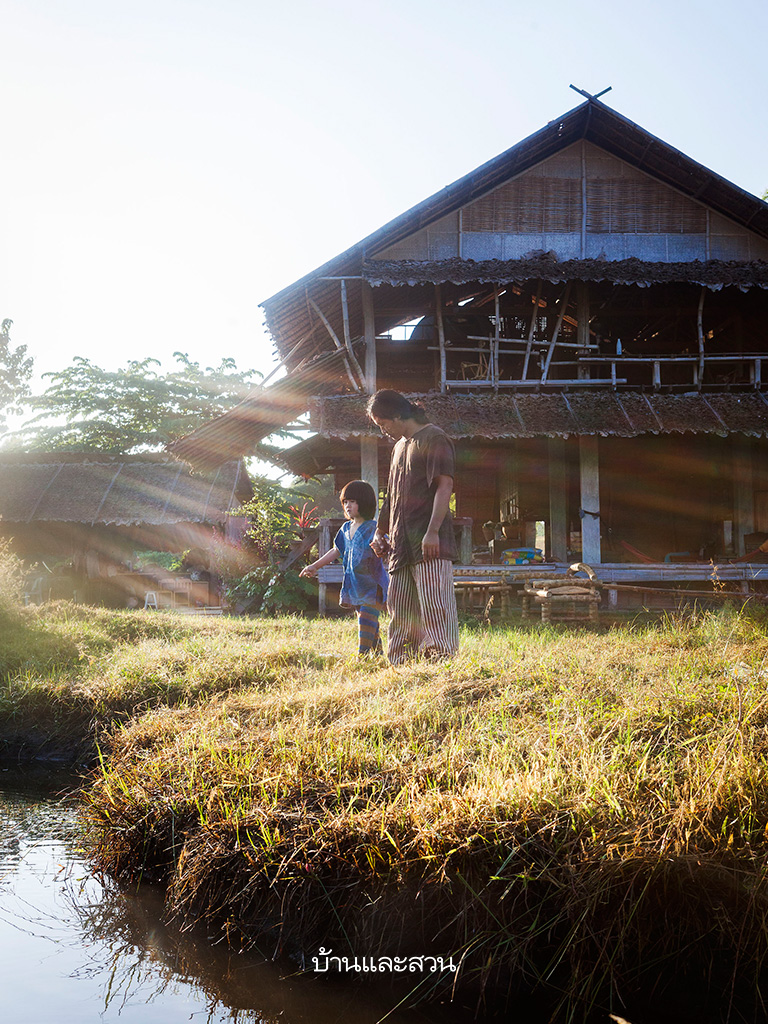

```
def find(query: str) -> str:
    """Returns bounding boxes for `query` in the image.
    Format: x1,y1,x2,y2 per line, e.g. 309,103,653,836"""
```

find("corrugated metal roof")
309,391,768,440
0,456,252,526
260,98,768,364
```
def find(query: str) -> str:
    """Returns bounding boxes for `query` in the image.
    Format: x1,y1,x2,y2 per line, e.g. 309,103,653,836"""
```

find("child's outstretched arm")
299,547,340,578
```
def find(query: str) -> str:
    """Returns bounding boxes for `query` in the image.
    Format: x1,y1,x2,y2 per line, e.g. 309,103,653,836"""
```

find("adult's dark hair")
366,389,428,424
339,479,378,521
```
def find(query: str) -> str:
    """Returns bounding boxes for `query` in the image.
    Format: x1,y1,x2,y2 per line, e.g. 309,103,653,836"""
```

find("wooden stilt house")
172,96,768,609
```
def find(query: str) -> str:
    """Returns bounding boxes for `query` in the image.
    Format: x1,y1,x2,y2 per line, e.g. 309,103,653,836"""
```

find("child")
300,480,388,655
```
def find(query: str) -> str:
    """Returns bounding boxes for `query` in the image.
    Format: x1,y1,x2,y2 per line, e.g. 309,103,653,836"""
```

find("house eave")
308,391,768,441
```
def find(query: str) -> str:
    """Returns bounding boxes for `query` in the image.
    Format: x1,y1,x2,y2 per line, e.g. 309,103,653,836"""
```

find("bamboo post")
576,282,590,381
697,286,706,389
309,296,365,390
435,284,447,394
361,281,377,393
340,279,352,351
541,282,572,383
360,280,379,495
493,288,500,387
522,280,543,380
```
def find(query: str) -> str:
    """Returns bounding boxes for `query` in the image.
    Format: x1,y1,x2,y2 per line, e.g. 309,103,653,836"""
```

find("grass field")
3,582,768,1022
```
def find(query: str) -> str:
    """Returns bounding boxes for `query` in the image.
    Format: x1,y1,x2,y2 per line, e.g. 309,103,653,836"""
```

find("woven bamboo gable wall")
373,141,768,265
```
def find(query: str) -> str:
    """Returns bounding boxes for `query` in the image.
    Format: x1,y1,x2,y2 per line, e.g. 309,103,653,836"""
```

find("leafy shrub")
259,569,316,614
224,565,316,614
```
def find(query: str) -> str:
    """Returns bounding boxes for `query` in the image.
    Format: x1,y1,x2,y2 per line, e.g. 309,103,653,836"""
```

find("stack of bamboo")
521,562,600,624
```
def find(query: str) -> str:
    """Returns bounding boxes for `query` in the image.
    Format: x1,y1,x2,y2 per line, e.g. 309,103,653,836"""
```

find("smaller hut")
0,453,253,607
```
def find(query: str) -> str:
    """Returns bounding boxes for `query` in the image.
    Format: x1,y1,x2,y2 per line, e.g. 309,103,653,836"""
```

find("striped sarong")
386,559,459,665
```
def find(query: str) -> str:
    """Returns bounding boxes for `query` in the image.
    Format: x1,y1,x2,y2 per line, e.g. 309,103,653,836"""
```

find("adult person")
367,390,459,664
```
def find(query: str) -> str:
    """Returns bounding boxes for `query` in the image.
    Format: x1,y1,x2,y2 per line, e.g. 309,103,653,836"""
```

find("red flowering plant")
289,502,319,535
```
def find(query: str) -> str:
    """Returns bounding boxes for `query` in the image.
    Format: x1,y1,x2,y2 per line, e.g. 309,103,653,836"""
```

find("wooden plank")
315,562,768,587
443,378,627,387
580,354,760,364
277,528,318,571
467,337,597,350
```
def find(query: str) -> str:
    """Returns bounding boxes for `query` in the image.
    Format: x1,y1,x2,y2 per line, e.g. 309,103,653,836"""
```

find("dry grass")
4,583,768,1020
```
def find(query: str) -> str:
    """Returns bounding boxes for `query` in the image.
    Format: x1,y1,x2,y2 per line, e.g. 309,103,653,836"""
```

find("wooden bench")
454,579,515,622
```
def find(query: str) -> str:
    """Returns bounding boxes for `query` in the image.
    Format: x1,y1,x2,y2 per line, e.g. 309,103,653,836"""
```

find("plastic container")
501,547,543,565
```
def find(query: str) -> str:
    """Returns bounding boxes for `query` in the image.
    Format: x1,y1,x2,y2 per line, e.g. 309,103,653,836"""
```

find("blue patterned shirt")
334,519,389,609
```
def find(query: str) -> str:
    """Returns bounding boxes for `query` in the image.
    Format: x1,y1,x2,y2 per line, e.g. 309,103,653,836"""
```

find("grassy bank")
4,594,768,1021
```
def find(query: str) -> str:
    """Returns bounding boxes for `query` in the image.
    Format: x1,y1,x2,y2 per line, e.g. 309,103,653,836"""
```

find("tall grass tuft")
0,538,25,617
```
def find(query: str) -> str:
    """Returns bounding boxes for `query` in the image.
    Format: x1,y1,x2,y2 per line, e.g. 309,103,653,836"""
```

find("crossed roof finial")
569,84,612,101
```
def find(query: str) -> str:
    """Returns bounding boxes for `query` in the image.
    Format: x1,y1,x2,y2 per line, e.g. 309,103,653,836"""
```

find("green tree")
0,320,33,434
7,351,263,454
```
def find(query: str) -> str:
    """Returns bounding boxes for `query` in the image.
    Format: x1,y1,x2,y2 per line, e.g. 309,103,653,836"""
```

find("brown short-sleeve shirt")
378,423,457,573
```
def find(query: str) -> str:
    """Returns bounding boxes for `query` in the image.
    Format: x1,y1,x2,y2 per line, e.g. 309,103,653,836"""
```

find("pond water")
0,767,451,1024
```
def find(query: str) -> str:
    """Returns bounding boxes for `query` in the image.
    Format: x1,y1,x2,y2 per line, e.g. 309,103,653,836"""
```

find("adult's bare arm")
371,495,390,557
422,474,453,561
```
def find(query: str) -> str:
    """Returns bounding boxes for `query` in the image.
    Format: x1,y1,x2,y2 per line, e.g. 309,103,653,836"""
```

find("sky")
1,0,766,394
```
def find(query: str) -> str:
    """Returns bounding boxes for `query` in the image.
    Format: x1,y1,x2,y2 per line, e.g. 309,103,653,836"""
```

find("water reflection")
0,768,446,1024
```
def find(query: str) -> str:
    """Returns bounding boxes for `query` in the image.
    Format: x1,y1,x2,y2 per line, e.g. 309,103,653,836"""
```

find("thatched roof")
364,256,768,291
309,392,768,441
0,454,252,526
